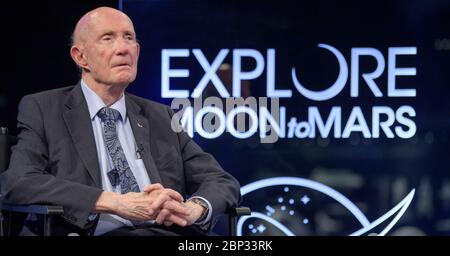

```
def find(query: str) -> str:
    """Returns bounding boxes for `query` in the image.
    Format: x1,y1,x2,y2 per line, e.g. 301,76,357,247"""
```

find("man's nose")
114,38,133,55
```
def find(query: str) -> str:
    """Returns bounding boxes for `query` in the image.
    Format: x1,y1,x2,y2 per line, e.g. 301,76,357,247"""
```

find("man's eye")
102,36,112,41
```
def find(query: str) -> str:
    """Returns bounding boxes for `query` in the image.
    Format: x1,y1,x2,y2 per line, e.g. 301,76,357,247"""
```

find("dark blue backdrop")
122,0,450,235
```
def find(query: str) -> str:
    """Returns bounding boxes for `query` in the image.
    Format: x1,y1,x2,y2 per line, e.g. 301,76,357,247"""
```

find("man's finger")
162,188,184,202
155,208,171,224
163,200,191,216
150,193,171,211
148,208,161,218
167,213,188,227
143,183,164,193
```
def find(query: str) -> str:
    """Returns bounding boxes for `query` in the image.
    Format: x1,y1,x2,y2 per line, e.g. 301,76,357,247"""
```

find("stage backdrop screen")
122,0,450,236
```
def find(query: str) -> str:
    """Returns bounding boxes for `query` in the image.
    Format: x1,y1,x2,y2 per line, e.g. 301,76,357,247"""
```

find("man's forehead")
86,19,136,40
90,21,136,33
94,28,136,36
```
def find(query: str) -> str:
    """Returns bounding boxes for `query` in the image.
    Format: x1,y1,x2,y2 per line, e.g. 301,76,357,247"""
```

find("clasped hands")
95,183,206,227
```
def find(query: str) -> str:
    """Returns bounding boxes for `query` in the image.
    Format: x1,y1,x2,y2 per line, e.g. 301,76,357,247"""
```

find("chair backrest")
1,127,18,236
0,127,17,174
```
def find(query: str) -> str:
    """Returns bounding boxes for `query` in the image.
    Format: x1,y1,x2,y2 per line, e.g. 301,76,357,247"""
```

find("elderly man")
0,7,240,236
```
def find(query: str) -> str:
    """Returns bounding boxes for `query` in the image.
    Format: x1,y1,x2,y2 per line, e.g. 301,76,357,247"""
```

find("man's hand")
94,183,190,226
143,184,207,227
94,191,154,221
143,184,191,226
161,200,207,227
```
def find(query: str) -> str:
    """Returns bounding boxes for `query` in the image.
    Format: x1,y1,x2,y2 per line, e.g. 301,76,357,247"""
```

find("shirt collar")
80,79,127,121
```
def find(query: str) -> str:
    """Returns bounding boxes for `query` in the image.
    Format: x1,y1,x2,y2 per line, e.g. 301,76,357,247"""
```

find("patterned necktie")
97,107,140,194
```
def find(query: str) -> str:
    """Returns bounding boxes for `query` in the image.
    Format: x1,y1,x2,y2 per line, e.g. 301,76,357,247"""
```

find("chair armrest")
227,206,251,236
1,204,64,236
227,206,251,217
1,203,64,215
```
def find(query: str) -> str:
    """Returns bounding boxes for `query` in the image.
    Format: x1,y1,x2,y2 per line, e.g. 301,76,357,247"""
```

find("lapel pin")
137,122,144,128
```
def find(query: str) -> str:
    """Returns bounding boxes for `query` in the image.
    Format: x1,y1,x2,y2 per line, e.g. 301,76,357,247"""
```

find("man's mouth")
113,63,131,68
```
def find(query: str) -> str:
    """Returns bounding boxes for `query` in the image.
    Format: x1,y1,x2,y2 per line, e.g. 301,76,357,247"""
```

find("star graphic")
300,195,311,205
257,224,267,233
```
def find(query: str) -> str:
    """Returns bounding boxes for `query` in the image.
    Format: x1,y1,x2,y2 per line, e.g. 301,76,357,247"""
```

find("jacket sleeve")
0,95,103,229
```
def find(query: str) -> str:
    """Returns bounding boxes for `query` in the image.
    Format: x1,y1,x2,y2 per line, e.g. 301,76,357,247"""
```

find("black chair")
0,127,250,236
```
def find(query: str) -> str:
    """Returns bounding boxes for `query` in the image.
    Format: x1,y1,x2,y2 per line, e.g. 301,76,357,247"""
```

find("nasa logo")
238,177,415,236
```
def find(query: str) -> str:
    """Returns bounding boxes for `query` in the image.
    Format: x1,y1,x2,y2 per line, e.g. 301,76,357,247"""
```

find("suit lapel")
126,96,162,184
62,83,102,187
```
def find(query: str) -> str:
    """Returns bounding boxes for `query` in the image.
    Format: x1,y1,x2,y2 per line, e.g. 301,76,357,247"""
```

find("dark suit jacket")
0,82,241,235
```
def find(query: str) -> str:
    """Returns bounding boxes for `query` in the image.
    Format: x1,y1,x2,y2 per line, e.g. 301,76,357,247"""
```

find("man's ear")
136,42,140,60
70,45,88,71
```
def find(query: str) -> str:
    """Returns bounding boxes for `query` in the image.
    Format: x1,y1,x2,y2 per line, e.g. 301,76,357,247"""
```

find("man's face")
79,12,140,86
